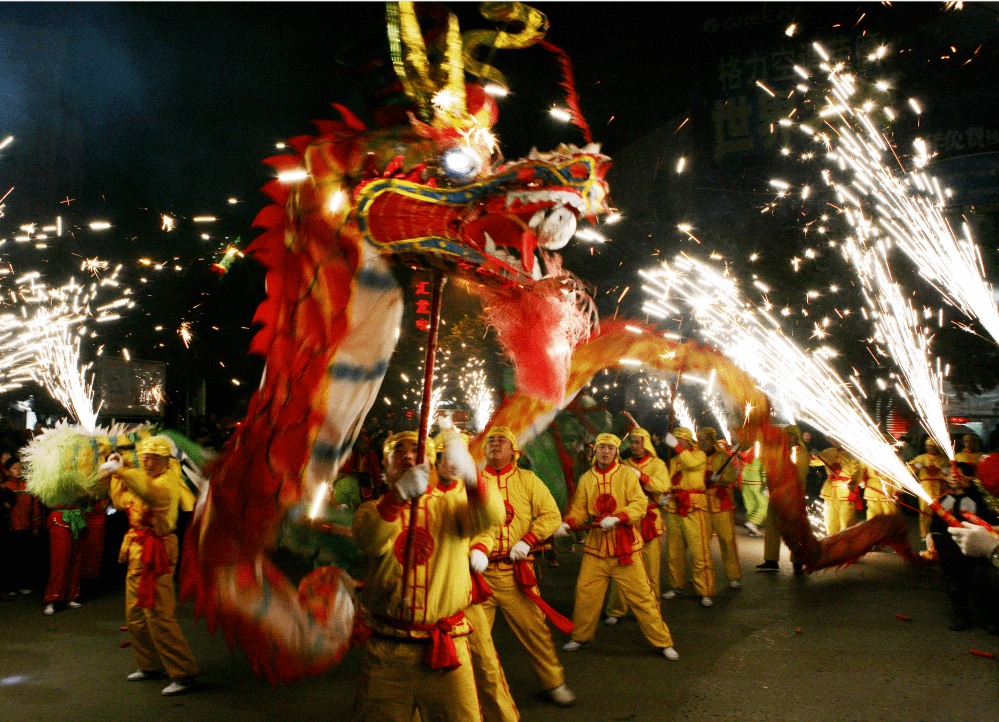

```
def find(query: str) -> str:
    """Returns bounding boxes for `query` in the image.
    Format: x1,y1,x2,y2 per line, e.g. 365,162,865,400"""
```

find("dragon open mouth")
355,143,610,283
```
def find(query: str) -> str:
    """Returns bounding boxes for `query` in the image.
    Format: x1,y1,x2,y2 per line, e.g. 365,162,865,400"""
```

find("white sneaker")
603,615,619,626
661,589,681,599
562,640,583,652
700,596,714,607
547,684,576,707
744,522,762,536
162,678,198,696
67,601,82,609
662,646,680,661
43,603,55,616
729,579,741,589
128,669,166,681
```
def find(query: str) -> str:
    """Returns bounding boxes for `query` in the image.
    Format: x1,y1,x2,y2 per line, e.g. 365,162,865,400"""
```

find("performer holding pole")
351,427,504,720
471,426,576,709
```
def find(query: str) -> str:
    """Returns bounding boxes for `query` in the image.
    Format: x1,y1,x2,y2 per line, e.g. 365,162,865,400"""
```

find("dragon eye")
441,146,484,183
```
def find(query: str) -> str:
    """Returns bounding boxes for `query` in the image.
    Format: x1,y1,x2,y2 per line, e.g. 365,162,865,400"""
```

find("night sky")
1,2,998,425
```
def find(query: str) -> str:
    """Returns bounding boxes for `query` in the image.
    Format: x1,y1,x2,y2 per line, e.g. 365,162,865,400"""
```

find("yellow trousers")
824,498,855,536
465,602,518,722
570,554,673,648
919,497,934,539
711,510,742,580
604,535,661,617
124,535,199,681
866,500,897,518
480,566,564,691
354,635,481,722
665,510,716,596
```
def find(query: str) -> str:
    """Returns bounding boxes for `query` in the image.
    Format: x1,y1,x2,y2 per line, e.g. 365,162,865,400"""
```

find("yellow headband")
486,426,519,455
595,433,621,448
383,431,436,464
673,427,694,442
137,436,172,457
698,427,718,443
627,429,657,458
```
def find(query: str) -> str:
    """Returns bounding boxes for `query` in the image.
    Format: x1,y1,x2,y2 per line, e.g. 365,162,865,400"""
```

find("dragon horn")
388,2,433,121
444,10,467,117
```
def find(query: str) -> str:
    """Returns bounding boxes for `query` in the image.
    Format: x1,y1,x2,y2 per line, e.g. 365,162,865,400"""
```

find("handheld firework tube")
475,322,923,573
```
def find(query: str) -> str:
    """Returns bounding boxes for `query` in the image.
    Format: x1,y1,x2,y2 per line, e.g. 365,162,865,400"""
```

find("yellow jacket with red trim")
470,464,561,569
352,470,503,639
565,460,647,558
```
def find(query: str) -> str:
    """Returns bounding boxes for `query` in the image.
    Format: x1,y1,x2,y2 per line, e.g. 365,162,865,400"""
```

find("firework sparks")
641,254,928,501
777,49,999,346
460,359,495,432
846,240,953,458
81,258,109,277
179,320,193,348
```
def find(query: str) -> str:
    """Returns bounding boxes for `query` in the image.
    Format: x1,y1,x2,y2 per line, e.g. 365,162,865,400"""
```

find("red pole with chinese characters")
402,271,446,614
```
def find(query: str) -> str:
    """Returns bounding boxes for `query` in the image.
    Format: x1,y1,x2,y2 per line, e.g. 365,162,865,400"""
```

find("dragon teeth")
537,206,576,250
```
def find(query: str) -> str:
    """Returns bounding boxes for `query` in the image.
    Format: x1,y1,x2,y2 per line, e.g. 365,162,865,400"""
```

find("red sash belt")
706,486,733,512
672,489,705,517
378,611,467,670
640,506,661,542
132,528,171,609
512,560,575,634
613,522,635,565
470,571,493,605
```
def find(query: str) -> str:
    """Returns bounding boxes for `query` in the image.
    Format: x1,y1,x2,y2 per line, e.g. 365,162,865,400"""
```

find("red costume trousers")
44,514,83,604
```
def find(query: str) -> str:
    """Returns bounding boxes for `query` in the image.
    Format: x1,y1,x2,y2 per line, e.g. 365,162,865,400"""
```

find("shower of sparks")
13,270,132,429
706,394,733,445
179,320,193,348
460,358,495,432
640,254,928,501
81,258,109,277
775,48,999,346
846,240,954,459
644,376,696,433
161,214,176,231
27,322,102,432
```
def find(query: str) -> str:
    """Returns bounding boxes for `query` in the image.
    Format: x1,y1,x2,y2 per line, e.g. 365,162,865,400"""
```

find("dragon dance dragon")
157,1,921,685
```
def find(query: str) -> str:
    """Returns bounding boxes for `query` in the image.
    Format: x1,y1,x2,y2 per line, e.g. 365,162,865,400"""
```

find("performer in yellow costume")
760,426,809,573
604,428,669,621
861,464,898,518
818,446,861,536
429,431,521,722
352,429,504,722
698,428,742,586
470,426,575,710
99,436,200,696
556,434,680,660
955,434,983,469
662,428,716,607
909,438,950,551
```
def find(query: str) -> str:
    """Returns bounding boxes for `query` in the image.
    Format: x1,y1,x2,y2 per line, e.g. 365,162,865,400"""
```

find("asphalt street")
2,518,997,722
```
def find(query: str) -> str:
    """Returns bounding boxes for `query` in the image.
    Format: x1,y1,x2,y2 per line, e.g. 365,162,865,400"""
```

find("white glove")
659,493,673,508
509,540,531,561
394,464,430,500
665,433,678,449
912,462,924,470
437,429,478,489
948,521,999,558
600,516,620,530
469,549,489,573
710,472,721,483
98,454,123,475
554,522,572,538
